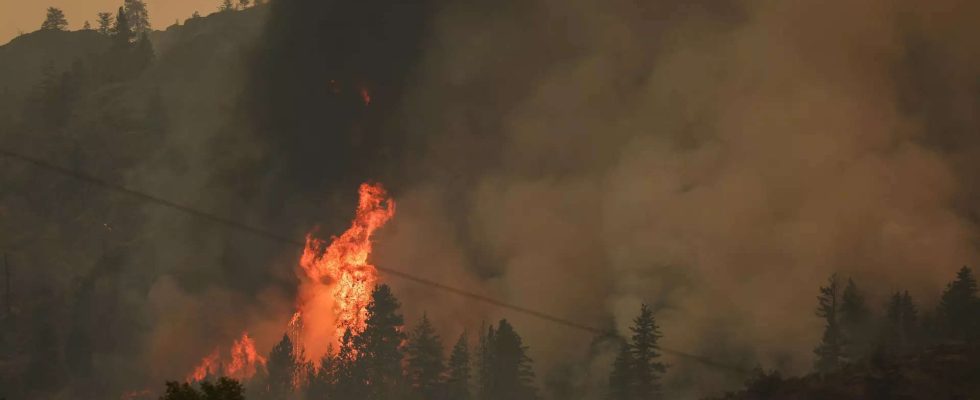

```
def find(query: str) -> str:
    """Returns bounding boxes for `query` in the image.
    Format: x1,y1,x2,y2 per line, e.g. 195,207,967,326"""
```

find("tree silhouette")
266,334,298,400
306,346,338,400
111,6,133,45
479,320,536,400
814,273,845,373
123,0,151,34
446,333,471,400
840,278,872,361
200,378,246,400
82,21,92,30
406,313,445,399
41,7,69,31
608,342,634,400
220,0,235,12
629,305,666,399
354,284,406,400
96,12,113,34
160,378,245,400
884,291,918,354
937,266,979,341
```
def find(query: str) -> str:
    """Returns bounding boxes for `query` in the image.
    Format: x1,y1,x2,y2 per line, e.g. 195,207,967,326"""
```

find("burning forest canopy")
2,0,980,399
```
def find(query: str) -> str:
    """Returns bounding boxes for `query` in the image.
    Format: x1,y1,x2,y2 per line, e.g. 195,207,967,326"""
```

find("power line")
0,146,751,375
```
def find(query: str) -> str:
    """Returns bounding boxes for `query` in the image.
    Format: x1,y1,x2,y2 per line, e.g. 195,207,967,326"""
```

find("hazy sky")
0,0,219,45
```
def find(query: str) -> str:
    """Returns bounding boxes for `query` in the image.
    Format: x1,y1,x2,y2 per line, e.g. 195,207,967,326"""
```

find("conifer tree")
937,266,979,341
111,6,134,46
629,305,666,399
353,284,406,400
123,0,151,34
306,346,337,400
96,12,113,35
814,273,845,373
608,342,634,400
406,314,445,399
884,291,918,354
447,333,472,400
83,21,92,30
334,328,362,400
840,278,872,360
266,334,298,400
41,7,69,31
477,324,493,400
220,0,235,12
480,319,536,400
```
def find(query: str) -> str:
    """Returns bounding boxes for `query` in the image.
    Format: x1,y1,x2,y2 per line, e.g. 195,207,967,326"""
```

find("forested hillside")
0,4,268,398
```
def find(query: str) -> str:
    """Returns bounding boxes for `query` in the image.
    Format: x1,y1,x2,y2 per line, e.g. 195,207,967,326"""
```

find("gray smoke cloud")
372,0,980,397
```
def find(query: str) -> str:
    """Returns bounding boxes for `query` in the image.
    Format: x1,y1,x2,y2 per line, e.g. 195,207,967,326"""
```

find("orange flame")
184,183,394,378
187,332,266,382
187,348,220,382
226,332,267,380
360,86,372,106
296,182,394,361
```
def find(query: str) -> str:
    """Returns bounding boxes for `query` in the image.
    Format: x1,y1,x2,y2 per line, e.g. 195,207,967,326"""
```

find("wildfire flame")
360,86,372,106
184,183,394,379
186,332,266,382
295,182,394,361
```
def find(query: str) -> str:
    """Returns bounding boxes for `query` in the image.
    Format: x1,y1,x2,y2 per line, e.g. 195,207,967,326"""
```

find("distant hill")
0,6,270,399
0,6,267,119
0,29,109,118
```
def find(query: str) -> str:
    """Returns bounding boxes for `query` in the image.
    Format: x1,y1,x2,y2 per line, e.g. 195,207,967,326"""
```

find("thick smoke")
143,0,980,396
5,0,980,398
374,0,980,396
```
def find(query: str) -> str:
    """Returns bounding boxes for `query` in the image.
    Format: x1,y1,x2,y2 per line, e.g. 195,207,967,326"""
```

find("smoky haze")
2,0,980,398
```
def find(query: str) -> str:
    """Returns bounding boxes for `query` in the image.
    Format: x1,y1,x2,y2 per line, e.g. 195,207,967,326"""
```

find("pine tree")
41,7,69,31
96,12,113,35
840,279,872,360
123,0,151,34
111,6,134,46
353,284,406,400
220,0,235,11
608,342,634,400
477,324,493,400
266,334,298,400
884,291,918,354
814,273,845,373
446,333,472,400
629,305,666,399
306,346,337,400
481,319,536,400
406,314,445,399
937,266,979,341
83,21,92,30
334,328,363,400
